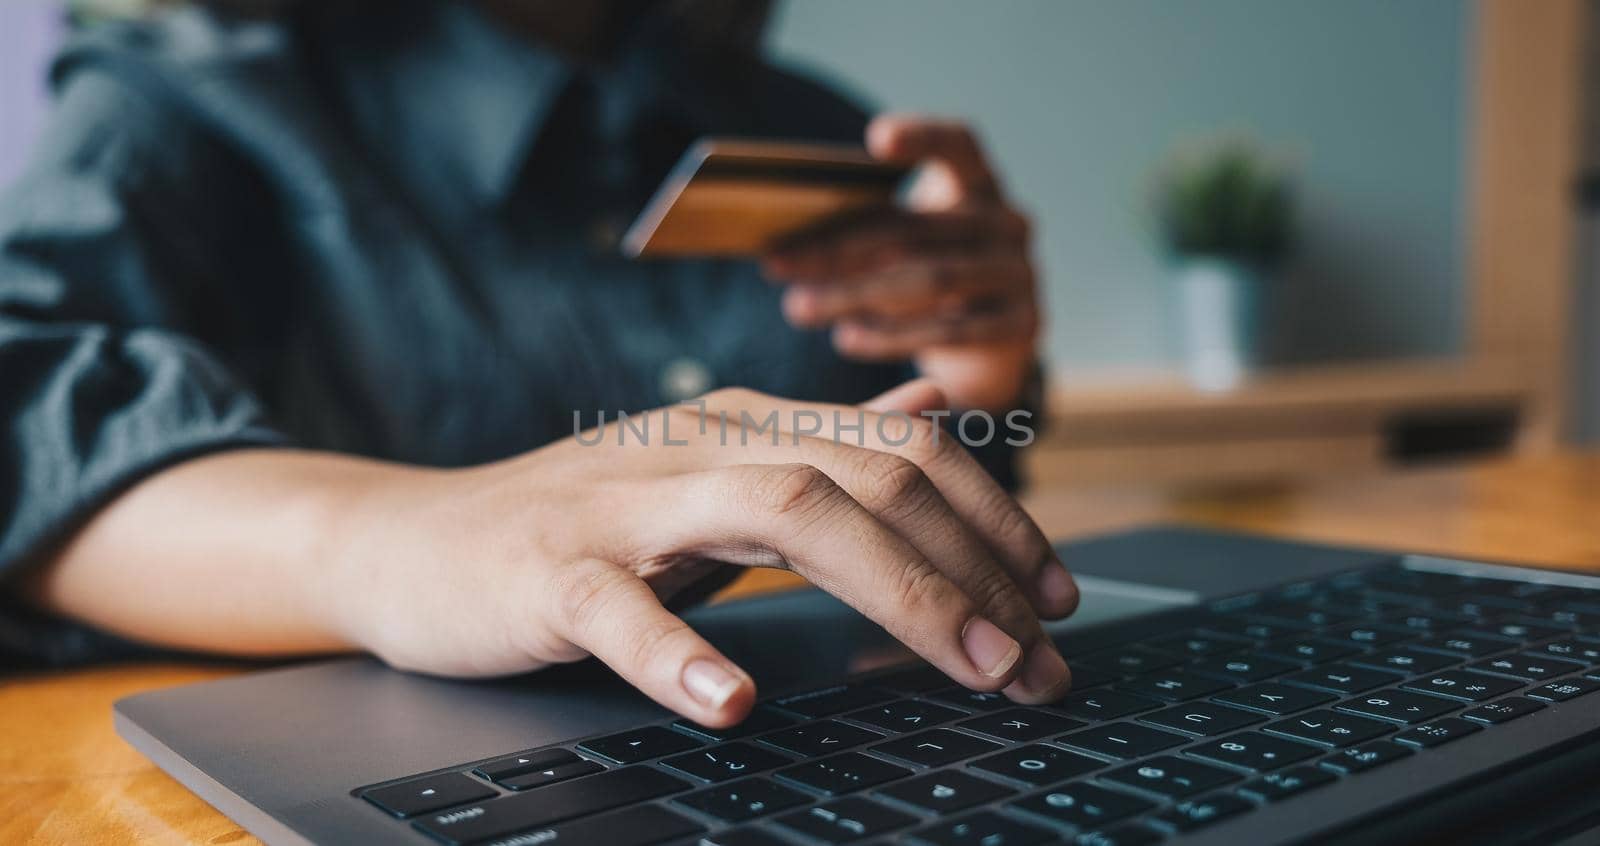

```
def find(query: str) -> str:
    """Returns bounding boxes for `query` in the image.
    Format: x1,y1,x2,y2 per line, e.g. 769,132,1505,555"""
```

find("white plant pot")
1175,258,1262,392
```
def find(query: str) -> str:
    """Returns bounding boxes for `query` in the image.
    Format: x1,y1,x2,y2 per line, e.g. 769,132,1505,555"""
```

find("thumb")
547,559,756,728
863,379,949,416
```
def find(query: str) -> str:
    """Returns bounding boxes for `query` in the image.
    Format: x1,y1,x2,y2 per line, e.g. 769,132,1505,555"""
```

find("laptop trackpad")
689,572,1190,697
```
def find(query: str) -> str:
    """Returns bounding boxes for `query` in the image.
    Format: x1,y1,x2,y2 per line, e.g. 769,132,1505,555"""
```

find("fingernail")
784,287,815,316
961,617,1021,678
1037,561,1076,608
1019,644,1070,696
683,660,743,710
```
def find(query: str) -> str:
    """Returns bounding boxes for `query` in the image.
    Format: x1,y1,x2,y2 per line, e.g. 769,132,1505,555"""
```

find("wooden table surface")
6,451,1600,845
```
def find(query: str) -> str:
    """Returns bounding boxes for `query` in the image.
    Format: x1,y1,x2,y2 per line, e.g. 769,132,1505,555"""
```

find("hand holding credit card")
629,117,1039,413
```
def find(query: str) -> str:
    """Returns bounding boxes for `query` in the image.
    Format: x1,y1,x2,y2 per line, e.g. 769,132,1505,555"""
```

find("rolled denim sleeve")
0,68,286,667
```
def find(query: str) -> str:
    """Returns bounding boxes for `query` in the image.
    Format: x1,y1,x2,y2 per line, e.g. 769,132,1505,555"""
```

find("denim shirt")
0,2,1016,667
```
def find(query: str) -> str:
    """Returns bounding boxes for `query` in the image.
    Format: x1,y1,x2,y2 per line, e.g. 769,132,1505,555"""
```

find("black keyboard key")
1476,621,1565,642
912,810,1054,846
1236,766,1336,802
1264,710,1392,747
1462,696,1545,723
1251,603,1360,628
1527,677,1600,702
579,726,701,764
1061,722,1187,759
847,699,965,733
1473,580,1575,601
1443,595,1538,617
411,766,688,845
1117,671,1232,702
1077,645,1185,675
1324,595,1406,614
873,728,1002,767
1369,568,1480,595
361,772,497,818
1101,755,1239,799
1260,637,1358,664
1319,740,1412,774
960,708,1083,742
1395,717,1482,747
1076,823,1165,845
1402,670,1524,702
1283,663,1405,695
878,769,1015,813
875,665,951,694
1532,638,1600,664
1010,781,1155,829
661,742,791,783
777,752,911,796
1210,593,1273,613
699,828,790,846
1348,648,1457,675
760,720,882,757
673,776,808,822
499,759,605,790
1213,682,1336,715
675,709,795,742
1470,652,1588,680
1188,654,1300,683
1054,690,1162,721
1185,731,1320,771
1414,631,1519,658
1319,623,1416,648
1142,702,1265,736
971,744,1105,785
1336,689,1460,724
929,688,1012,712
491,804,701,846
473,748,580,783
1547,608,1600,627
1383,610,1476,632
1150,792,1253,832
1066,665,1119,689
775,686,894,719
775,796,916,843
1200,618,1300,641
1148,630,1254,657
564,805,719,846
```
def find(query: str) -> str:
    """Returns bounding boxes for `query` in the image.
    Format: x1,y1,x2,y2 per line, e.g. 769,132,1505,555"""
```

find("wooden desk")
6,451,1600,844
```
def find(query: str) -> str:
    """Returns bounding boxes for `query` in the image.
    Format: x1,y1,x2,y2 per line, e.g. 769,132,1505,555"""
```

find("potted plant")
1153,137,1295,391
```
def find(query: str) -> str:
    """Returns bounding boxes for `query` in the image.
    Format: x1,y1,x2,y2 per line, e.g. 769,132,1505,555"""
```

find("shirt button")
660,357,713,402
589,214,626,250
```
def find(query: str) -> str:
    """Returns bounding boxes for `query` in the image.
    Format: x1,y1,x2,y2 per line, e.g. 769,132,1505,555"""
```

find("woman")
0,0,1074,727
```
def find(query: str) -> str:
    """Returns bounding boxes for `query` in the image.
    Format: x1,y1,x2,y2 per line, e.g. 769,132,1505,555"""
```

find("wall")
0,2,61,189
769,0,1473,375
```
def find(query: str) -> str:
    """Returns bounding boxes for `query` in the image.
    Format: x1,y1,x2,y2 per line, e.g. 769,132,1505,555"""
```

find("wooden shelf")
1024,357,1529,487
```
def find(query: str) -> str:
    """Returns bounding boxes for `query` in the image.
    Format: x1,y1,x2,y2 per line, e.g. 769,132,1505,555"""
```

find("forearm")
22,448,423,657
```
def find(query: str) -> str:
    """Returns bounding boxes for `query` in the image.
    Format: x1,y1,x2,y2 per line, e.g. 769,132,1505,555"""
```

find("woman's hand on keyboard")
329,380,1077,727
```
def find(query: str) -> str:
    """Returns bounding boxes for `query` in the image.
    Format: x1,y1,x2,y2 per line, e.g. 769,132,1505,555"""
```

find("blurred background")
2,0,1595,491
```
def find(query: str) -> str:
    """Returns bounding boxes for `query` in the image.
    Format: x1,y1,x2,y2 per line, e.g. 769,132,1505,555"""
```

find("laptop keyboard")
356,562,1600,845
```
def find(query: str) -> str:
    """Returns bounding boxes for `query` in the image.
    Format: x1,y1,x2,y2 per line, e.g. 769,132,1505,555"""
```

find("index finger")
868,115,1002,201
697,389,1076,621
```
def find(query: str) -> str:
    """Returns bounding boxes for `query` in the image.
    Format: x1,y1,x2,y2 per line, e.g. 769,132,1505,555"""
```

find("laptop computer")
114,526,1600,845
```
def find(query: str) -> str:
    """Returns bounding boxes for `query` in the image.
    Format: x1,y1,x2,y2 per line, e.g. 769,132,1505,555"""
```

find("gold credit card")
621,138,910,258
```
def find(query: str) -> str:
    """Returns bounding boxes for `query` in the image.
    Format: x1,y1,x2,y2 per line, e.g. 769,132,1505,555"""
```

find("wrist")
304,454,448,652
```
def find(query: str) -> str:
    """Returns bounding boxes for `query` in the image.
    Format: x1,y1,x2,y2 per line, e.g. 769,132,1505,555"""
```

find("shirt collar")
332,1,575,208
